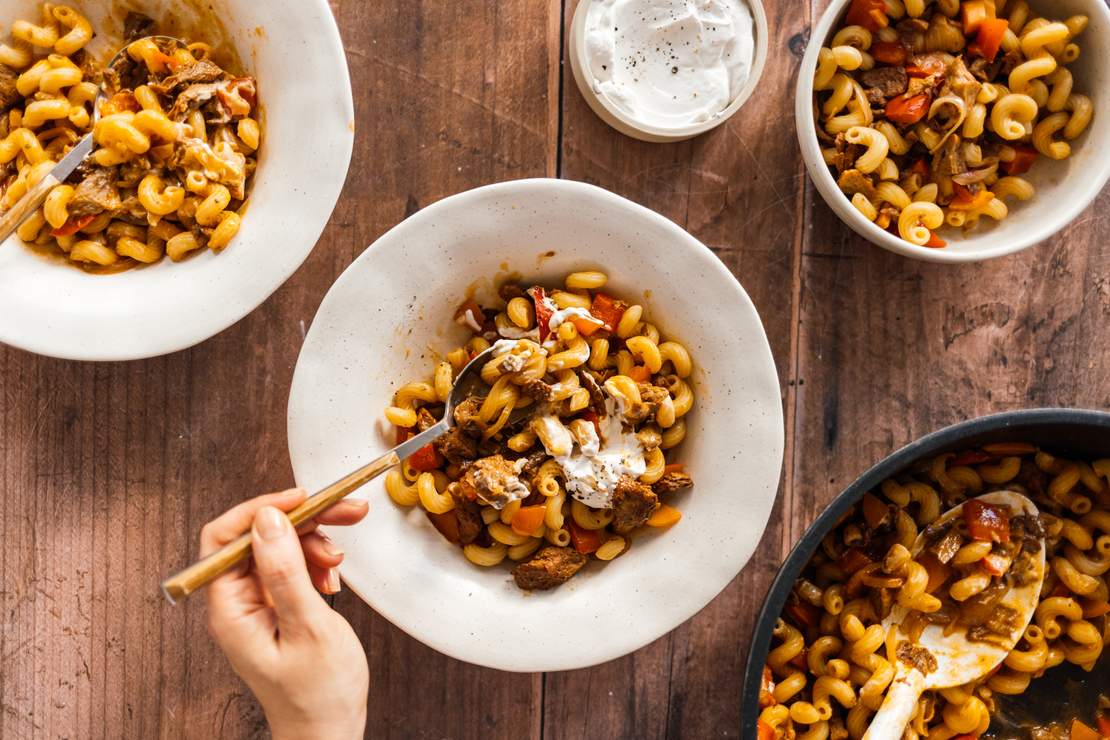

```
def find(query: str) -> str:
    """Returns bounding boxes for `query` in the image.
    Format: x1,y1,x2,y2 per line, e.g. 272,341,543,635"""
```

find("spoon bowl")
864,491,1046,740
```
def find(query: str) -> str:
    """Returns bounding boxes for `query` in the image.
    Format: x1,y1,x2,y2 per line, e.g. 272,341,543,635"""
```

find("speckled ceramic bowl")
0,0,353,360
797,0,1110,263
287,178,785,672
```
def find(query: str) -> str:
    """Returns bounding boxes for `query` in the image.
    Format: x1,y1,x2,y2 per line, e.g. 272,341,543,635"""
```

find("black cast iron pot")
741,408,1110,736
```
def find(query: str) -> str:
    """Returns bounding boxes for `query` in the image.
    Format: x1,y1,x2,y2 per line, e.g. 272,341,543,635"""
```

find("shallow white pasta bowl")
0,0,354,360
796,0,1110,263
287,178,785,672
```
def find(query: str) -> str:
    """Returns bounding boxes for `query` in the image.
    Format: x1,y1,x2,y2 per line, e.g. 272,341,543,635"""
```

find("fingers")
308,563,342,595
250,505,326,626
301,531,344,570
315,498,370,526
200,488,307,556
301,531,344,596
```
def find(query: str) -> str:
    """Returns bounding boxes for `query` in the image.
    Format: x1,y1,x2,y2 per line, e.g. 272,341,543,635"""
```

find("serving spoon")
0,35,188,243
160,345,501,604
862,490,1046,740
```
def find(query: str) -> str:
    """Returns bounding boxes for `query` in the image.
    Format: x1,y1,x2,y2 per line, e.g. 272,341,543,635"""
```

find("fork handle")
161,448,402,604
0,173,60,244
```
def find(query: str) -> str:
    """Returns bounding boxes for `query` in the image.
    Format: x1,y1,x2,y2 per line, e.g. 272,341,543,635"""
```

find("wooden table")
3,1,1108,737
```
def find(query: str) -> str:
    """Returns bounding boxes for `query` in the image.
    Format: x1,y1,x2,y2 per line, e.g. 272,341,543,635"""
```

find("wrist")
270,716,365,740
267,703,366,740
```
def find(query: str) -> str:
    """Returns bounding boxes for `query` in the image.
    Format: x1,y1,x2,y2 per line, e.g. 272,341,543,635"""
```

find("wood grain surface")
1,0,1107,738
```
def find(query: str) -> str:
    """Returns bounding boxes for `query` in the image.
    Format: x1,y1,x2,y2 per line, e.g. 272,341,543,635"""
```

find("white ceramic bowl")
0,0,354,360
287,179,784,672
568,0,769,143
797,0,1110,263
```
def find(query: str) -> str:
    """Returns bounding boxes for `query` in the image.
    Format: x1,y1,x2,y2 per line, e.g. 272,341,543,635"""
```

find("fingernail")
322,537,344,558
348,499,369,510
255,506,288,541
326,569,341,594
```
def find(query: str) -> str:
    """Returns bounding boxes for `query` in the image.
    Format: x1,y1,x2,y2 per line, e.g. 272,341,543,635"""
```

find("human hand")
202,488,370,740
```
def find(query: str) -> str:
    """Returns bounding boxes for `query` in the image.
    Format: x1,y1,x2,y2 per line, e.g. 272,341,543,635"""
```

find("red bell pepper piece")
426,510,461,544
589,292,627,331
886,94,931,125
759,666,776,708
924,230,947,249
510,505,546,537
1096,715,1110,738
1002,145,1038,175
50,214,96,237
757,719,776,740
837,547,873,574
870,41,907,66
785,601,820,630
845,0,888,31
1081,599,1110,618
407,443,442,472
964,499,1011,543
1069,720,1100,740
529,286,554,343
567,519,602,554
969,18,1009,62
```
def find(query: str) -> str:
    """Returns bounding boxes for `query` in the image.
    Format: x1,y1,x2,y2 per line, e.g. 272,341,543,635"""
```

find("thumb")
251,506,325,628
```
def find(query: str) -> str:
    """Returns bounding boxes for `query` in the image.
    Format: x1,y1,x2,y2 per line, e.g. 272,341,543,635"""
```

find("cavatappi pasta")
1,5,259,269
760,444,1110,739
816,0,1093,248
384,271,695,591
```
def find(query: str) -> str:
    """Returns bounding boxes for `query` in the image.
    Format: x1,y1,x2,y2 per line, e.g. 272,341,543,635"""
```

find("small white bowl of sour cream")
569,0,768,143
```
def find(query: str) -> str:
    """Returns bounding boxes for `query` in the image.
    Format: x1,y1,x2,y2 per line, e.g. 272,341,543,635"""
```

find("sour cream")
534,400,646,509
583,0,755,129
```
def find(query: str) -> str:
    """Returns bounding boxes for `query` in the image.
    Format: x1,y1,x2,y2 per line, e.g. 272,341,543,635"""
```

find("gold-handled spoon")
0,35,188,242
863,490,1046,740
160,346,501,604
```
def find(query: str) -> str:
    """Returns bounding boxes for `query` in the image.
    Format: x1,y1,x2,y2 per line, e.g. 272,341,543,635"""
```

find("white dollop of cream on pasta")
547,306,602,332
534,399,646,509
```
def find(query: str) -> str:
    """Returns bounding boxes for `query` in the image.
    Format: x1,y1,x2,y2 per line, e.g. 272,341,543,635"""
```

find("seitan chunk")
435,427,477,464
579,370,607,413
459,455,529,508
652,471,693,495
498,282,526,301
0,64,20,111
521,378,557,402
511,546,588,590
837,169,878,202
453,396,486,437
611,475,658,533
68,168,122,218
150,59,224,95
452,498,483,545
860,66,908,101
